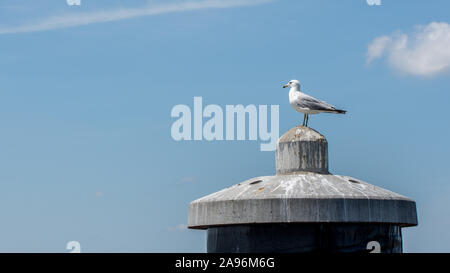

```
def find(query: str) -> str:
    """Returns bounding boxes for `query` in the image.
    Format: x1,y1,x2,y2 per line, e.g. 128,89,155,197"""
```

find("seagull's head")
283,80,300,89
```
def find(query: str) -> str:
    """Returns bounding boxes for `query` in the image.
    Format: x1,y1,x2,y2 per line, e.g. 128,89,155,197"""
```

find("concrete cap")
276,126,328,174
188,173,418,229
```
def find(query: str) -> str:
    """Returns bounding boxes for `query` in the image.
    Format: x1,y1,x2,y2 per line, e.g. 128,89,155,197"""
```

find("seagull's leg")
305,114,309,127
302,114,306,126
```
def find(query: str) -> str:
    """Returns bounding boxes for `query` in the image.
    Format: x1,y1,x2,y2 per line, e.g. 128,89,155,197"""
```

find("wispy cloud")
180,176,196,183
167,224,188,231
366,0,381,6
367,22,450,77
0,0,271,35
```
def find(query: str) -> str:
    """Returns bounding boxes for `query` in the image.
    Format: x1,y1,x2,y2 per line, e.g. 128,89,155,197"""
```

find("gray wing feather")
296,95,336,111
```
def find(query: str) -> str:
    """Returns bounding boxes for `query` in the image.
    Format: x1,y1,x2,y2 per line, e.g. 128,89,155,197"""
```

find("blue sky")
0,0,449,252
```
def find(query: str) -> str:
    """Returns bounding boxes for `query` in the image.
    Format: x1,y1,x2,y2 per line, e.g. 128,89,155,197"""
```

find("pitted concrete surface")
278,126,326,143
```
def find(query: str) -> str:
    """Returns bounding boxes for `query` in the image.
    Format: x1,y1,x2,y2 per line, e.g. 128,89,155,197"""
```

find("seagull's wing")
296,94,337,111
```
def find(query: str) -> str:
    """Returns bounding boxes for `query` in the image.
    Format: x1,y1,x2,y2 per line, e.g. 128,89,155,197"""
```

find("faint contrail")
0,0,272,34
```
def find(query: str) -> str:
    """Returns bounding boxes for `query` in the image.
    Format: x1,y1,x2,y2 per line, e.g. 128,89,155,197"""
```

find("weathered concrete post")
188,126,418,253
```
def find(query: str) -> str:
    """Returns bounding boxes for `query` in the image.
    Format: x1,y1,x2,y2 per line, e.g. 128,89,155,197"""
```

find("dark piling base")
207,223,402,253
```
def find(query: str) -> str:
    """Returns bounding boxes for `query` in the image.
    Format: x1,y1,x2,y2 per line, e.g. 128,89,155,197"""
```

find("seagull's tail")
333,109,346,114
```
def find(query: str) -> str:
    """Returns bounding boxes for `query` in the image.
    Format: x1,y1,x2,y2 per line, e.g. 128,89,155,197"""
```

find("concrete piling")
188,126,418,253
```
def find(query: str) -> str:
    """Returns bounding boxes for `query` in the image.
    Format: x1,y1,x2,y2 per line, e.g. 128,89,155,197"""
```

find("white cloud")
367,35,391,63
367,22,450,76
0,0,271,34
366,0,381,6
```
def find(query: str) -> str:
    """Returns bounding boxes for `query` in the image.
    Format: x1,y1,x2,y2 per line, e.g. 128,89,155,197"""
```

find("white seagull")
283,80,346,127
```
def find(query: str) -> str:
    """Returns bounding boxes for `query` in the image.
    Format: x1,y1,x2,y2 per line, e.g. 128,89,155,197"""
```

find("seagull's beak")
282,84,289,88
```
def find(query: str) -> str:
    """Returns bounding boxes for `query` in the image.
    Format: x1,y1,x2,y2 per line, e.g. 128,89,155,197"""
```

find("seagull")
283,80,346,127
